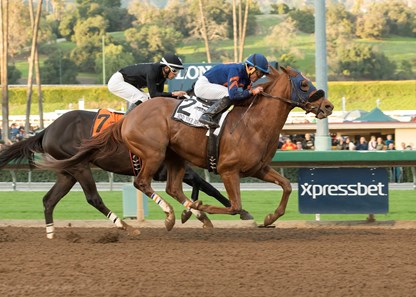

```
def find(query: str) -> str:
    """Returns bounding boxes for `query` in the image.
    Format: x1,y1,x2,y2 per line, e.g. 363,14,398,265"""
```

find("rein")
260,72,324,116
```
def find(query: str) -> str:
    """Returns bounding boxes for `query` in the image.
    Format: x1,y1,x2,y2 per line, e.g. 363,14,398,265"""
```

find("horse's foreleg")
165,159,213,228
70,166,139,236
43,172,77,239
254,165,292,226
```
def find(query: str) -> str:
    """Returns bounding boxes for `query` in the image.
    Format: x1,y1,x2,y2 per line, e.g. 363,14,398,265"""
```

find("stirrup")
199,114,219,128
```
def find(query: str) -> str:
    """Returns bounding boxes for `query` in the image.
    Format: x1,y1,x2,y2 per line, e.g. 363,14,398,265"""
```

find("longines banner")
168,62,278,92
298,168,389,214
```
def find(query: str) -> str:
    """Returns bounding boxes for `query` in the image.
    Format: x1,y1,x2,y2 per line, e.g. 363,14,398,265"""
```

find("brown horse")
0,110,253,238
40,66,334,231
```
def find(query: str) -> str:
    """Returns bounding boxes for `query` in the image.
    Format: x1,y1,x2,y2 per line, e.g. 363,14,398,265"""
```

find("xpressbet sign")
298,168,389,214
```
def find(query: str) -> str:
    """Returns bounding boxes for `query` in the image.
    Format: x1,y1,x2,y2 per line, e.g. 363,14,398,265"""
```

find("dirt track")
0,226,415,297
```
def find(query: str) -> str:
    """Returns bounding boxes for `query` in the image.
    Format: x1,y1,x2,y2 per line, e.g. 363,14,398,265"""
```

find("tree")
355,4,387,39
71,15,107,72
7,64,21,84
270,3,290,14
267,17,300,68
7,0,31,58
326,3,355,75
288,8,314,34
124,24,182,63
356,1,415,39
75,0,130,32
335,43,396,80
58,11,77,40
25,0,42,134
94,43,134,84
41,49,78,84
0,0,10,142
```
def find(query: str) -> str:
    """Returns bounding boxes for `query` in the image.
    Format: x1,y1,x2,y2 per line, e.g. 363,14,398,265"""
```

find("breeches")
194,76,228,100
107,71,149,105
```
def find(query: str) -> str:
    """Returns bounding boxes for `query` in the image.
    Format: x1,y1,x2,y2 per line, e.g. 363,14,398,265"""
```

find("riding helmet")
245,53,269,74
160,53,184,70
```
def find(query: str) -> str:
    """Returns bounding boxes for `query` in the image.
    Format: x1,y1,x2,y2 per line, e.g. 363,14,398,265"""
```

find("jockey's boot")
199,96,231,129
125,100,143,116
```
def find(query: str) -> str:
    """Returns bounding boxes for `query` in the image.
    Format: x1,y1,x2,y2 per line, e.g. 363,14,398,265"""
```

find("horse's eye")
300,80,309,92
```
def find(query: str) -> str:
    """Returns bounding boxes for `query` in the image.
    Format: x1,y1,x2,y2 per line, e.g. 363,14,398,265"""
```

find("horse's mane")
259,65,281,92
234,65,281,107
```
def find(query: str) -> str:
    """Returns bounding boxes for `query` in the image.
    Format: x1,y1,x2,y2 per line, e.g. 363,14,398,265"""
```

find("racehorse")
0,110,253,239
40,66,334,232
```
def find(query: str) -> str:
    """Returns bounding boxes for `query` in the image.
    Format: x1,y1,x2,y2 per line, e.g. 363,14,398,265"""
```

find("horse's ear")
269,65,280,76
280,66,289,74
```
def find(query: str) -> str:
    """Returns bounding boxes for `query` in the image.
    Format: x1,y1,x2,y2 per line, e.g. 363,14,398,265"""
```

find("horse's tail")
38,118,125,171
0,130,45,169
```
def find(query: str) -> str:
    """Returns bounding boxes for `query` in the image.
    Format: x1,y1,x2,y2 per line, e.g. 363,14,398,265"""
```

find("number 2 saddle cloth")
172,97,233,173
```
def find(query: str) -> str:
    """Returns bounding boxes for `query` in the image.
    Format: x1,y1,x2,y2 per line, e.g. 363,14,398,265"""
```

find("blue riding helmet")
245,53,269,74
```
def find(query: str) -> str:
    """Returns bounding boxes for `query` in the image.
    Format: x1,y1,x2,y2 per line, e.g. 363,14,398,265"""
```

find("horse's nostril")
325,104,333,110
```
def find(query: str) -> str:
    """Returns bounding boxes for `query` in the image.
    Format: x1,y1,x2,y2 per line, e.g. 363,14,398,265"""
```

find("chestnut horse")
0,110,252,238
40,66,334,231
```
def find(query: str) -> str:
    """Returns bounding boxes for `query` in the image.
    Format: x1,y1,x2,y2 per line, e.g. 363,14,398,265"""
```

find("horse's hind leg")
254,165,292,226
68,165,140,236
165,157,213,228
43,172,77,239
134,160,176,231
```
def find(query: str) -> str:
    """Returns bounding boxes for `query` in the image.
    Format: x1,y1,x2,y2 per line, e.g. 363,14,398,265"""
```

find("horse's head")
283,66,333,119
263,66,334,119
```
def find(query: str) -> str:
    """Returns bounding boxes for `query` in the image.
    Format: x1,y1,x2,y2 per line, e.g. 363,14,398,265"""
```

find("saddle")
172,97,232,174
92,109,141,176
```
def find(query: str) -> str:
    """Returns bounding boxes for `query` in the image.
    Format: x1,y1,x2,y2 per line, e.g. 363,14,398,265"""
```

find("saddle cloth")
91,108,124,137
91,108,141,176
172,97,232,135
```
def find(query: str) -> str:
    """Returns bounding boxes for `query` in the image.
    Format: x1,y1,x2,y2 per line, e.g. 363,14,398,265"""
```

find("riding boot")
125,100,142,116
199,96,231,129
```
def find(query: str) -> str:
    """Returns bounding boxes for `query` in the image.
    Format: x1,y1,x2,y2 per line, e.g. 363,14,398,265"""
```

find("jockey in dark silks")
108,53,187,112
194,53,270,129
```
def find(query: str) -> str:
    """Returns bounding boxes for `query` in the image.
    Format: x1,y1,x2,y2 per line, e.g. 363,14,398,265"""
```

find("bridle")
260,68,326,117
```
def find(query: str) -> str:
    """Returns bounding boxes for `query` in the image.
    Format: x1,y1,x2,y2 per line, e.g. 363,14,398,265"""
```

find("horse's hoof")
181,210,192,224
367,214,376,222
240,210,254,220
46,233,55,239
263,213,275,226
198,212,214,228
120,220,130,231
202,219,214,228
165,212,176,231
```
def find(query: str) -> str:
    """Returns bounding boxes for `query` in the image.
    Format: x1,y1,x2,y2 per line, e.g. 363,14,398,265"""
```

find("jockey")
108,53,187,113
194,53,270,129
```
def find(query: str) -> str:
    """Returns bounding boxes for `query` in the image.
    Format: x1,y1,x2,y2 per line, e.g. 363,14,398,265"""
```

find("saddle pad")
172,97,231,129
92,109,124,137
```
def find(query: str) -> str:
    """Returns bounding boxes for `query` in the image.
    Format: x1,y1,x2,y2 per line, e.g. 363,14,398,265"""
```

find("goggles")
167,65,179,74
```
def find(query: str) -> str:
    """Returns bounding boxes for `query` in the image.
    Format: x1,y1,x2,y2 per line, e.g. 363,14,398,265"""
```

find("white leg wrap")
107,212,123,228
190,209,203,218
46,223,55,239
182,200,192,209
151,193,170,213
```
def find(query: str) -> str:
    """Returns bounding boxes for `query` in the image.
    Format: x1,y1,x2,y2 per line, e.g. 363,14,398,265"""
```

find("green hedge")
6,80,416,115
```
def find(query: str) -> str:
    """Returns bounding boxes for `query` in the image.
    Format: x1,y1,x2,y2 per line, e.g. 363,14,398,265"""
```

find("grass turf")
0,189,414,223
